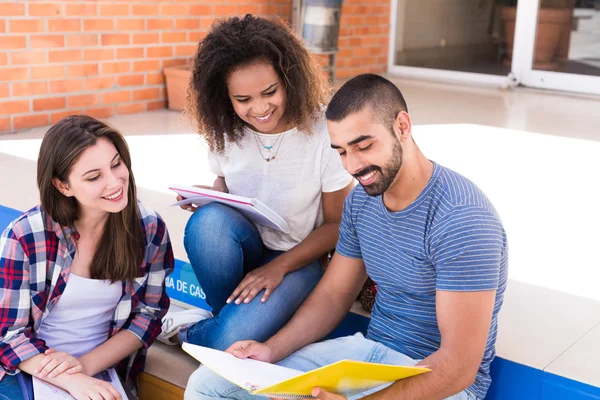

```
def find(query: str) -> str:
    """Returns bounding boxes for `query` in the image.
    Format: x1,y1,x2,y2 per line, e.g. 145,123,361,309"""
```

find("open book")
31,368,128,400
170,184,291,234
182,343,430,399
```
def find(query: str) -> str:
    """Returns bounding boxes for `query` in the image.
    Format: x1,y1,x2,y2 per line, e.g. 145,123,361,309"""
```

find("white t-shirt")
208,112,352,251
37,273,122,358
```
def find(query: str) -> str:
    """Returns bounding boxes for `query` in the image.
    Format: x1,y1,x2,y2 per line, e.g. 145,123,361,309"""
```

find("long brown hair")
187,14,329,153
37,115,144,282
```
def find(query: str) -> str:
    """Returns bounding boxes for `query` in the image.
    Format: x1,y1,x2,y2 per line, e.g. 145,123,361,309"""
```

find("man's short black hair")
326,74,408,129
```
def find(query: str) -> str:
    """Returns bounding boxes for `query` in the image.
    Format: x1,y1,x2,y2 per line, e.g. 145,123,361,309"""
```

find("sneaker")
157,308,212,346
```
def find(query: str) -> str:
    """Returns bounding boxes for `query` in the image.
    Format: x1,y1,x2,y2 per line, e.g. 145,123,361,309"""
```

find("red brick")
85,77,114,91
0,100,29,115
0,20,5,33
176,19,200,30
101,34,130,46
11,51,46,65
29,3,63,16
84,19,114,31
117,75,144,87
67,34,99,47
188,31,205,43
0,52,5,65
65,3,97,16
162,59,187,69
117,48,145,59
101,61,131,75
162,32,187,43
132,5,159,15
14,114,49,131
133,60,160,72
49,19,81,32
13,82,48,97
148,46,173,58
99,4,129,16
133,33,159,45
51,79,83,93
31,35,64,48
189,5,213,16
214,5,237,16
102,90,131,104
32,65,64,79
49,50,82,63
68,64,99,77
148,19,173,30
200,18,216,29
68,94,99,108
148,100,166,111
146,73,165,85
0,67,28,81
0,118,9,132
238,5,260,15
84,49,114,62
51,110,81,124
175,45,196,57
133,88,159,101
10,20,44,33
0,84,8,98
86,107,114,119
161,4,188,16
116,19,145,31
117,103,145,115
33,97,66,112
0,3,25,16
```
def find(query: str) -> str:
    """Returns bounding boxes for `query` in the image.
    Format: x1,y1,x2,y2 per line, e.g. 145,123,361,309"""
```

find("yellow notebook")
182,343,430,399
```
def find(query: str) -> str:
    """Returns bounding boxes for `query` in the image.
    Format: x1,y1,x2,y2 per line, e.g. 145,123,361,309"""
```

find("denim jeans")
184,332,478,400
179,203,323,350
0,373,26,400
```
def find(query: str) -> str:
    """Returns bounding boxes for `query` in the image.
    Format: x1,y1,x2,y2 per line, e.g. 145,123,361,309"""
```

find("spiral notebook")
170,184,291,234
182,343,430,399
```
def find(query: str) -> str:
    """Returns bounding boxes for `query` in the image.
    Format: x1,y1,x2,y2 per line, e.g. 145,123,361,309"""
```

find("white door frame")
513,0,600,95
387,0,600,95
386,0,513,88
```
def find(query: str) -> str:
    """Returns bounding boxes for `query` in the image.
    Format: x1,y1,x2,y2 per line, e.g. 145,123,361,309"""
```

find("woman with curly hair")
166,15,353,352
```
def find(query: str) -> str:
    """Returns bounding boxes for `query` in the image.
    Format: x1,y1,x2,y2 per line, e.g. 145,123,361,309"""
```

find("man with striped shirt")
186,74,508,400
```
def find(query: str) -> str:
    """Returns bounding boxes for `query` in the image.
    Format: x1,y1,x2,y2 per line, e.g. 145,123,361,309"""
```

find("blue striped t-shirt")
336,162,508,399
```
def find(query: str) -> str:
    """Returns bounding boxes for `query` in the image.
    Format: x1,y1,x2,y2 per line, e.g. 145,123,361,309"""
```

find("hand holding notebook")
170,184,291,234
182,343,430,399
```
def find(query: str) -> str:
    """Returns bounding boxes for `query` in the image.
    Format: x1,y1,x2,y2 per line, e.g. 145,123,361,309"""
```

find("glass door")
513,0,600,94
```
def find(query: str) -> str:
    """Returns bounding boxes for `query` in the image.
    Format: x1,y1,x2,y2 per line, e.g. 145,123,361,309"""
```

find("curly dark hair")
187,14,329,153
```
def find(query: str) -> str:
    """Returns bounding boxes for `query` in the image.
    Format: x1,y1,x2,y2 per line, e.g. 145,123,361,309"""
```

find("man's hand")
227,262,286,304
35,349,83,378
226,340,273,363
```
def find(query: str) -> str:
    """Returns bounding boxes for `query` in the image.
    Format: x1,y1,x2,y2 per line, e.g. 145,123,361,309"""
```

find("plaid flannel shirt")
0,202,174,386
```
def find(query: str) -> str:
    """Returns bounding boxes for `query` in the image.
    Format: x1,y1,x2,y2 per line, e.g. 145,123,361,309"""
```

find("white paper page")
33,368,128,400
183,343,302,391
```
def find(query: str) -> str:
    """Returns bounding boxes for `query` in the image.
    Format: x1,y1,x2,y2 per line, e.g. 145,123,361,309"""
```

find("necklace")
253,132,285,162
254,132,282,152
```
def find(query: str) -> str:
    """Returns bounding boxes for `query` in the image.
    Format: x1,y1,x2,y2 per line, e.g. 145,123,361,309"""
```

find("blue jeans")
184,333,478,400
0,373,27,400
180,203,323,350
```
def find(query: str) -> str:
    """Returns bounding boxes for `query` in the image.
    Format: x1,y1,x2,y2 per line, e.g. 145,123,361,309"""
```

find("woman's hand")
65,373,122,400
177,178,229,212
227,262,286,304
35,348,83,378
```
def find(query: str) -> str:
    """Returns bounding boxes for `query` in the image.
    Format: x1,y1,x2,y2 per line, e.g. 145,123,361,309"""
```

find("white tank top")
37,273,122,358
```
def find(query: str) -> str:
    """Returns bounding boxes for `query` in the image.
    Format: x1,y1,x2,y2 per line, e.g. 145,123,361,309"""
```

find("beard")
354,136,403,196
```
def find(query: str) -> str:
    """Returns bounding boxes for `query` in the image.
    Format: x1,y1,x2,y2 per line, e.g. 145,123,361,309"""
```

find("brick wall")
0,0,390,134
336,0,390,79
